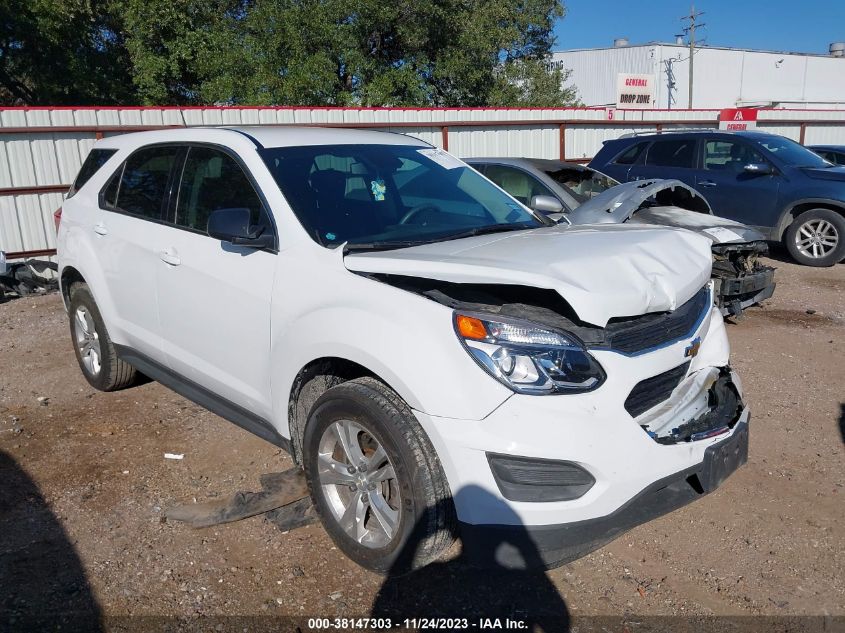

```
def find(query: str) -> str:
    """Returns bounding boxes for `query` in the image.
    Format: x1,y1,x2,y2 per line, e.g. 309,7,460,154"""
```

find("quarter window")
113,146,181,220
69,149,117,198
704,140,765,172
175,147,268,233
645,139,696,168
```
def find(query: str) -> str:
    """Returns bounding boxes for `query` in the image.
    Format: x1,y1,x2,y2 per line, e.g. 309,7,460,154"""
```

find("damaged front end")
711,241,776,318
631,365,744,445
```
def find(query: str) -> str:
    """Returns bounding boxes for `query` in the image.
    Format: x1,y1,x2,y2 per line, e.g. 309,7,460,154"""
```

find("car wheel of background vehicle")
785,209,845,267
302,377,455,573
68,283,137,391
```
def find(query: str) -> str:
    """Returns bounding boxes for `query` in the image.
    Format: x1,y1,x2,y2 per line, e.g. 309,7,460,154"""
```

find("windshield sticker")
325,232,337,241
703,226,744,243
417,148,465,170
370,179,386,201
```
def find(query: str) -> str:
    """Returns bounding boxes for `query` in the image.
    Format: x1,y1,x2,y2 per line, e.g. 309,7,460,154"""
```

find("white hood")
344,224,713,327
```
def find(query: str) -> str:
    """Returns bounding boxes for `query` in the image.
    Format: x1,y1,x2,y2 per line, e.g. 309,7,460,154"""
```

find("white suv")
57,127,749,571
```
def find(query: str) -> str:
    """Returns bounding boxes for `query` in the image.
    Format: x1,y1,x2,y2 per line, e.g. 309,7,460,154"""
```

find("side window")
175,147,269,233
645,139,696,168
113,146,181,220
483,165,555,206
68,149,117,197
614,142,648,165
703,140,765,172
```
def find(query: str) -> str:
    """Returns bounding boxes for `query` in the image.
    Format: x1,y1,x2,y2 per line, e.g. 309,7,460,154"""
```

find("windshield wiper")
343,240,422,253
422,222,542,244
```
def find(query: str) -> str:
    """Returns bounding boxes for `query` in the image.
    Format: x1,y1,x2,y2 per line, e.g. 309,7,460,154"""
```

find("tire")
67,283,137,391
302,377,455,573
784,208,845,267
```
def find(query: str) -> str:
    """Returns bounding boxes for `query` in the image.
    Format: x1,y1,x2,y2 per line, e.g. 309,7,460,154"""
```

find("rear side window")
68,149,117,197
175,146,269,233
112,146,181,220
645,139,696,168
613,142,648,165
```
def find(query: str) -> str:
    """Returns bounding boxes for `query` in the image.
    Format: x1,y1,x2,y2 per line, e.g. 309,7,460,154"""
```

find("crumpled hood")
630,207,767,244
344,224,713,327
568,179,712,224
801,166,845,182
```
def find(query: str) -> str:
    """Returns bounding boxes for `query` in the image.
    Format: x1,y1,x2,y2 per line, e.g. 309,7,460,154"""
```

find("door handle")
698,180,717,188
158,249,181,266
93,222,108,236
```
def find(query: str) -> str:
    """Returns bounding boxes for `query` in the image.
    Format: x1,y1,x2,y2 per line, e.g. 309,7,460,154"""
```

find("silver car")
468,158,776,317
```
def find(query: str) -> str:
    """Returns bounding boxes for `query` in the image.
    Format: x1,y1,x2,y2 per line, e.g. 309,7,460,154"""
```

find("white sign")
616,73,655,109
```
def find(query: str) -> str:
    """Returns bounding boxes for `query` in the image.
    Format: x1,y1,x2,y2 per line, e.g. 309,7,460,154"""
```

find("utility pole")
681,4,705,109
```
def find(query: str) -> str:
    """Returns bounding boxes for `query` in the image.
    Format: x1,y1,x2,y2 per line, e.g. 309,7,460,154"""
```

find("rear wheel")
68,283,137,391
785,209,845,266
303,377,455,573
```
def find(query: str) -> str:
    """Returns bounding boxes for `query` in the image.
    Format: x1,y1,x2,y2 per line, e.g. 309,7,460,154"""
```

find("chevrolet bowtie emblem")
684,336,702,358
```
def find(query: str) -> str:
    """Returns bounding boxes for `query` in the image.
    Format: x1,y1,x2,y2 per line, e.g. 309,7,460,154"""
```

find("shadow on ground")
839,403,845,444
371,486,569,632
0,449,102,630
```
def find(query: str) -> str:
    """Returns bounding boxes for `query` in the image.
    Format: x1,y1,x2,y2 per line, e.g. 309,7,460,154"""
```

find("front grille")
625,362,690,418
605,287,709,355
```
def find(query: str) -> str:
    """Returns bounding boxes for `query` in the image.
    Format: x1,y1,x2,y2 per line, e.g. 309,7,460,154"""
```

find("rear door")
695,138,782,229
97,145,182,359
627,137,699,185
155,145,277,418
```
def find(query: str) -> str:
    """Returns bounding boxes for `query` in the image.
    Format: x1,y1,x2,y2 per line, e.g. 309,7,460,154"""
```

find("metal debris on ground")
0,257,59,303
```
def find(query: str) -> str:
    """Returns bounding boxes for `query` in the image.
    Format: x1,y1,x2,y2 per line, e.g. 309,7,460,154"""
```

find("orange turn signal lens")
456,315,488,340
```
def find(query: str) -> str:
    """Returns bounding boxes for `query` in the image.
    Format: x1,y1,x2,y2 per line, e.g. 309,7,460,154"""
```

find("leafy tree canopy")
1,0,579,107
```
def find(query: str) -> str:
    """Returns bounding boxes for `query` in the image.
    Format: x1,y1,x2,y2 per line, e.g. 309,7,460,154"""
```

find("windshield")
757,136,832,168
260,144,544,249
542,166,619,205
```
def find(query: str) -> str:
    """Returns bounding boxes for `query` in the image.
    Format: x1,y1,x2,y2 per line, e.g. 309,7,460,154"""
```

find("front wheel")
302,377,455,573
784,209,845,266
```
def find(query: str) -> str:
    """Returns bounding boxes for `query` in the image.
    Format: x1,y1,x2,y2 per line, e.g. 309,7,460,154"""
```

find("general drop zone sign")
616,73,655,109
719,109,758,131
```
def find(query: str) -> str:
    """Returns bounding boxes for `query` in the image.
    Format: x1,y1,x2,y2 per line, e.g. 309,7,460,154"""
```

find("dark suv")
590,131,845,266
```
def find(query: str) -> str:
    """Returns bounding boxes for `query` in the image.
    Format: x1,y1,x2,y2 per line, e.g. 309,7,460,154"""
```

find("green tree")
0,0,134,105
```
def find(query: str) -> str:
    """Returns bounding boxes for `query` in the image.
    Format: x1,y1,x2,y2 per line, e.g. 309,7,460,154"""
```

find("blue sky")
553,0,845,54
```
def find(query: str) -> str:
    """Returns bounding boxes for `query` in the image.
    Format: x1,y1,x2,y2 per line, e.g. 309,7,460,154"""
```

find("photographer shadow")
371,485,570,632
0,450,102,631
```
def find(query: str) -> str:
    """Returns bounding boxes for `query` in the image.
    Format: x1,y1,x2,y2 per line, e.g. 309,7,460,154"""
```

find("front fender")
269,265,513,438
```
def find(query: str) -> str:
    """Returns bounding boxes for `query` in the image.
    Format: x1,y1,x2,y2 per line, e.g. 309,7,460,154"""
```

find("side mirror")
207,207,273,249
743,163,773,176
530,195,564,214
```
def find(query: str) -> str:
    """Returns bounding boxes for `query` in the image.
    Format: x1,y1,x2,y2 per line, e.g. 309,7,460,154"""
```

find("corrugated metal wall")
1,106,844,256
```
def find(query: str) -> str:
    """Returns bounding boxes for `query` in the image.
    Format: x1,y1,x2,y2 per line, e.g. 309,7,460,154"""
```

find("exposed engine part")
710,241,776,316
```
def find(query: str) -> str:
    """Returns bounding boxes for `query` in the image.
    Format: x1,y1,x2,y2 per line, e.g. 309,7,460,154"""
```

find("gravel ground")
0,255,843,632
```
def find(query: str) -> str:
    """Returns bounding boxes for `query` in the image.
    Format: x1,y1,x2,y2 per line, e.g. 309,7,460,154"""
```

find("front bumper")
715,266,776,317
412,305,746,567
460,415,749,569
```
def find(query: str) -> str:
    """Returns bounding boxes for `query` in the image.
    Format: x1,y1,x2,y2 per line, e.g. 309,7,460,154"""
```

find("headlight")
454,312,605,395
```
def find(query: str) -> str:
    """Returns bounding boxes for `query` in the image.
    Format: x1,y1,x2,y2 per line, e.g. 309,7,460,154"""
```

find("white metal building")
549,42,845,110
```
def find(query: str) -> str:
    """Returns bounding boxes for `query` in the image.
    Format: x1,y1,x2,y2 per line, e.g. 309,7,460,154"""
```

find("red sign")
719,109,758,131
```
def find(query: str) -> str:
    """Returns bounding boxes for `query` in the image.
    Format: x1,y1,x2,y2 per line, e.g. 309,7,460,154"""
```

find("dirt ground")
1,254,843,632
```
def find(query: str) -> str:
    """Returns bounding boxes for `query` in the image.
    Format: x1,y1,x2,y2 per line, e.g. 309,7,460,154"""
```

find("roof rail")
618,127,720,139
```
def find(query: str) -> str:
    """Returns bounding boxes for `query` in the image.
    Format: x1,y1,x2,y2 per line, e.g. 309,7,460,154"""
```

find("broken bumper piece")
460,414,749,569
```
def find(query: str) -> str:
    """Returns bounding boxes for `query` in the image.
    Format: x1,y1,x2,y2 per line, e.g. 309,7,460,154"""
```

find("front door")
155,145,277,418
695,138,782,229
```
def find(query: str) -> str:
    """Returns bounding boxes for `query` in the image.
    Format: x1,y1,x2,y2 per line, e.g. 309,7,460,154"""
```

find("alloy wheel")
794,219,839,259
73,306,102,376
317,419,401,548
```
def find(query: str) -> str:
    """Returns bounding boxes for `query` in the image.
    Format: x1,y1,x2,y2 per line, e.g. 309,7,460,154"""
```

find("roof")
93,125,430,151
466,157,590,171
551,42,844,60
807,144,845,151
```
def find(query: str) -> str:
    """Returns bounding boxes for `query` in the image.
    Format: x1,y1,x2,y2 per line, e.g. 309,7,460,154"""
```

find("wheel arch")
776,199,845,241
59,265,86,309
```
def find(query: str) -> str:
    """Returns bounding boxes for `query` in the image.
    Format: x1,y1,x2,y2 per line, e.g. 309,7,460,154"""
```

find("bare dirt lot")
1,255,843,632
